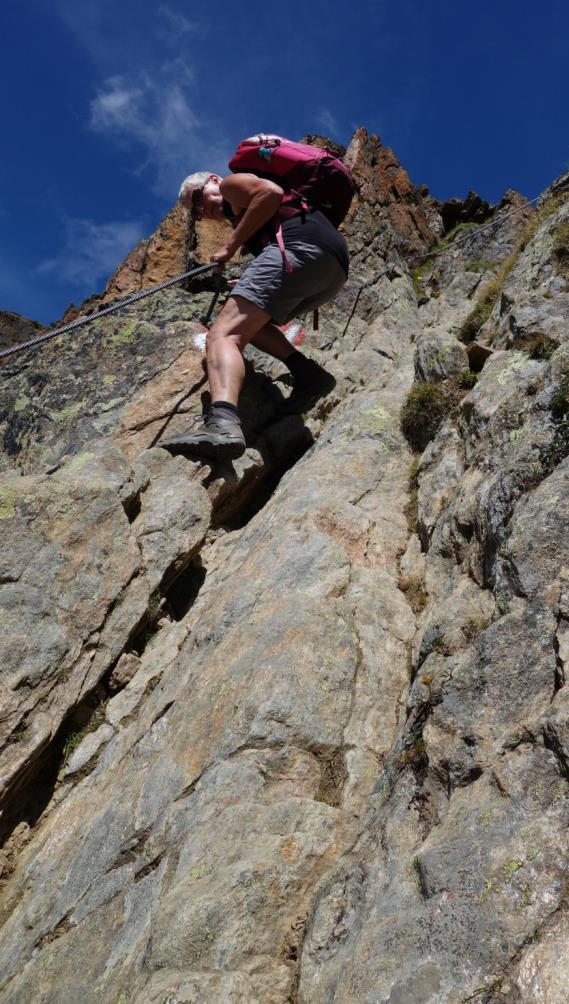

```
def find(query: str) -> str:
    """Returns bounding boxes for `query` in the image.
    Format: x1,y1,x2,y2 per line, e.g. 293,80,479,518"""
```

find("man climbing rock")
159,144,350,461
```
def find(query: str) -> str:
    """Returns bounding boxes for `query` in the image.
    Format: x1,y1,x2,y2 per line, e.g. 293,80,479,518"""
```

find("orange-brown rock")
346,128,414,205
102,204,233,300
345,127,434,258
61,291,103,324
102,202,192,301
59,204,231,329
300,134,347,159
191,216,234,265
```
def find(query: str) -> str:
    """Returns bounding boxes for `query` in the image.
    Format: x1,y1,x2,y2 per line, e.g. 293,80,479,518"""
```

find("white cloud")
315,109,340,138
52,0,119,70
157,5,199,42
53,0,203,68
37,217,146,287
51,1,227,198
89,63,227,197
90,61,196,140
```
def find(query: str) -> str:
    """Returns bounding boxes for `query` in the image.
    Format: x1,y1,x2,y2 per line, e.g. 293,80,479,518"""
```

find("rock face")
102,202,193,301
0,310,42,350
0,132,568,1003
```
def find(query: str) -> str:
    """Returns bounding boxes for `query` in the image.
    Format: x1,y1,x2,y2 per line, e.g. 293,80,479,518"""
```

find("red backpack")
228,134,355,227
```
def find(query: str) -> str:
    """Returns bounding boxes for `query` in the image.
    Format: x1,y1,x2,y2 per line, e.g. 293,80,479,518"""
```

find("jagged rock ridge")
0,130,568,1003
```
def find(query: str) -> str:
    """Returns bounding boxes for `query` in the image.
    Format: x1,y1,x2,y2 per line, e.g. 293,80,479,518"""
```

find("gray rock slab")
0,270,419,1001
0,474,140,807
414,331,469,383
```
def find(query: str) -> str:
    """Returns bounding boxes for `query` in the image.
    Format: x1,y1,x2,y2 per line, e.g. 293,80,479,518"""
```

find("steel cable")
0,262,218,361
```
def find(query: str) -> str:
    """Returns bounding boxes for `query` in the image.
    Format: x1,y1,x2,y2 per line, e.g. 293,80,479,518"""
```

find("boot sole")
160,436,246,461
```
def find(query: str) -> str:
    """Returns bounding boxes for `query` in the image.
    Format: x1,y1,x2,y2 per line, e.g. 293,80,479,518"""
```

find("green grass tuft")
456,196,568,346
465,259,497,274
528,334,558,360
400,383,454,451
62,730,84,763
456,253,517,344
552,219,569,276
404,460,420,533
436,221,479,248
458,369,478,389
399,576,428,613
551,375,569,421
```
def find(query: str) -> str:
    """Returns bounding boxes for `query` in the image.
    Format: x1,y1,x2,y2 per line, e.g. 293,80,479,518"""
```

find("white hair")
178,171,213,202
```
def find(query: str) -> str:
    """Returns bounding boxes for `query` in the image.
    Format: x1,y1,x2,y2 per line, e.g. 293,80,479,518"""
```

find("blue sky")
2,0,568,325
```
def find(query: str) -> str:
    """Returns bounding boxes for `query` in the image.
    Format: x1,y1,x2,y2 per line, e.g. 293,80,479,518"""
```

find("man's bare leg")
250,318,335,406
159,295,271,459
207,295,271,405
250,322,296,362
208,307,334,410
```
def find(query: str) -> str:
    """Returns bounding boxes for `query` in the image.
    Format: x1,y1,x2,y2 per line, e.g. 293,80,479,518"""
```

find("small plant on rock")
513,458,545,493
404,460,420,533
400,383,454,451
9,724,28,744
458,369,478,389
62,730,84,764
538,373,569,472
517,192,567,252
412,271,426,297
551,374,569,421
431,633,450,655
436,221,478,247
528,334,557,360
462,616,491,643
494,593,510,619
465,259,496,274
457,253,517,344
399,576,428,613
552,219,569,277
396,738,427,767
455,198,566,348
461,977,504,1003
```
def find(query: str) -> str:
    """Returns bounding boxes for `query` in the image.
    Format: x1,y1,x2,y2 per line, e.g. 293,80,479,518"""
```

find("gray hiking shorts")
231,241,347,325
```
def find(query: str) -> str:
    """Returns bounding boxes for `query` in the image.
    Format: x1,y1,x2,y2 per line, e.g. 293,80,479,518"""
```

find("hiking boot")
159,412,246,461
283,358,336,411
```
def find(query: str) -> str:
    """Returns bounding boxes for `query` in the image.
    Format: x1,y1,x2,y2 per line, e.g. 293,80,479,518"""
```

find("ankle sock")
210,400,240,423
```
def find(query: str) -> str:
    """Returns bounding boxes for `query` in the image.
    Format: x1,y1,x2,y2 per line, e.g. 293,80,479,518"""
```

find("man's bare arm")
215,174,283,261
